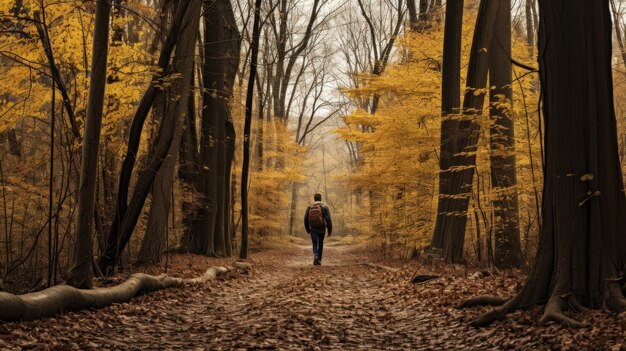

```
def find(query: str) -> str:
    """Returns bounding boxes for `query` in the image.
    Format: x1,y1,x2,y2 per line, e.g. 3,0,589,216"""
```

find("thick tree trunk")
183,0,239,256
107,0,191,266
66,0,111,289
137,104,184,265
465,0,626,327
194,0,223,255
431,0,464,250
99,0,202,274
489,0,522,268
438,0,499,263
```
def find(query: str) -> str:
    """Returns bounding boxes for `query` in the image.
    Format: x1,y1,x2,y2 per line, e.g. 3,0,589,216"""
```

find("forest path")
1,241,624,350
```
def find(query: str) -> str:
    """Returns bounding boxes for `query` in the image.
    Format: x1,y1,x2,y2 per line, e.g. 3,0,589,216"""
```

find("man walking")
304,193,333,265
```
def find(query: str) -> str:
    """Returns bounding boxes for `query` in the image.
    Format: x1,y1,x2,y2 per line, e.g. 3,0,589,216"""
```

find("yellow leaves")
580,174,594,182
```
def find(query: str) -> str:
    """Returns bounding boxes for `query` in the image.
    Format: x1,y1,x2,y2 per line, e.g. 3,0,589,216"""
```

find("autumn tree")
434,0,500,263
488,0,522,268
66,0,112,288
431,0,463,251
100,0,202,273
464,0,626,327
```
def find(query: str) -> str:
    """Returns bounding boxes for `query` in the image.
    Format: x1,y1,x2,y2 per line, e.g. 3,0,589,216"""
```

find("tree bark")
99,0,202,274
489,0,522,268
240,0,263,260
137,100,183,265
431,0,463,250
107,0,191,266
465,0,626,327
181,0,239,256
437,0,499,263
184,0,222,255
66,0,111,288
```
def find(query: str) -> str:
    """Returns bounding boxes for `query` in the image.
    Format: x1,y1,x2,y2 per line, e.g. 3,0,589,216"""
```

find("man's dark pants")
310,230,325,262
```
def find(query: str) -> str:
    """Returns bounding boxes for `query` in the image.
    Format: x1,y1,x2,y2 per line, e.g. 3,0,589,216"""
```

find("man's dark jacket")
304,201,332,235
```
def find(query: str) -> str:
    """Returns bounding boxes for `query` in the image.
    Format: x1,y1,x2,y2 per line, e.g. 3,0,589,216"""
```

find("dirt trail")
0,242,623,350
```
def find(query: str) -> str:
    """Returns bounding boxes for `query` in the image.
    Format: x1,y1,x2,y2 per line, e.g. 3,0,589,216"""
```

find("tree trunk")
431,0,464,250
99,0,202,274
438,0,499,263
182,0,239,256
489,0,522,268
524,0,534,50
106,0,191,267
137,101,184,265
288,182,299,236
610,0,626,70
465,0,626,327
407,0,419,31
66,0,111,288
221,0,240,258
223,119,236,257
240,0,263,260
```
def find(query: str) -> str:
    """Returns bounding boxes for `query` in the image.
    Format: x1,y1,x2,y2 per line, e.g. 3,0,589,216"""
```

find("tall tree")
137,2,178,266
488,0,522,268
240,0,263,260
433,0,500,263
104,0,192,271
431,0,463,250
182,0,239,256
465,0,626,327
66,0,112,288
99,0,202,273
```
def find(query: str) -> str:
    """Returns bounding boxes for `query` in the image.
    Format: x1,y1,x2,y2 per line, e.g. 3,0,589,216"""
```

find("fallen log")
0,263,250,322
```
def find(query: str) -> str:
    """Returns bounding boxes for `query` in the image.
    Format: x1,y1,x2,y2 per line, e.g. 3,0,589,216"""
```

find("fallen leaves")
0,244,623,350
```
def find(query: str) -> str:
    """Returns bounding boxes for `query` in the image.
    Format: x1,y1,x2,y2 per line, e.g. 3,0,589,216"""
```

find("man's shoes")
313,258,320,266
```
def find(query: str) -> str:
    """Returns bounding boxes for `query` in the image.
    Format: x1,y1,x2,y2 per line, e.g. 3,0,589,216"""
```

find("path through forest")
0,241,623,350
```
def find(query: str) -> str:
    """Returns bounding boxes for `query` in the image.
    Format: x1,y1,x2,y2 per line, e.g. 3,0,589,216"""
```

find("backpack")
308,204,326,229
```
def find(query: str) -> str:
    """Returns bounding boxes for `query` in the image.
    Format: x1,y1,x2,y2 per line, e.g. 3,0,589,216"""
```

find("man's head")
314,193,322,202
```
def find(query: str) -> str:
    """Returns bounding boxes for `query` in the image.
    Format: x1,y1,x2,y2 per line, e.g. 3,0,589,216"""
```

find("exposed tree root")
538,295,589,328
0,263,251,322
468,305,509,327
462,291,617,329
458,295,508,308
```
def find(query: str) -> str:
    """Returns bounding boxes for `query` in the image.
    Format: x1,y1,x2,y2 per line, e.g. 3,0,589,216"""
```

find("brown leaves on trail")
0,244,624,350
